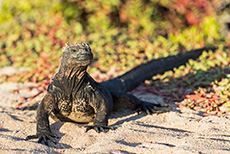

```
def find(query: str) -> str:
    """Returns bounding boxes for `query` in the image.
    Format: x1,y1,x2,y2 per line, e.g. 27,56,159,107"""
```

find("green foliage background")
0,0,221,72
0,0,230,114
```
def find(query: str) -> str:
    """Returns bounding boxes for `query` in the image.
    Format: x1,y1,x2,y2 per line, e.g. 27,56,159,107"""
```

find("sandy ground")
0,67,230,154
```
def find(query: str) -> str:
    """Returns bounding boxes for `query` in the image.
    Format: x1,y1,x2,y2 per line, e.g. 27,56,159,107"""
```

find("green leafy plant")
0,0,229,115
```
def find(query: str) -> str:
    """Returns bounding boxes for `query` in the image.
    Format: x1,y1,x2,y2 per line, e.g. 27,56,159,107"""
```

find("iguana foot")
26,132,59,146
137,101,169,115
85,125,115,133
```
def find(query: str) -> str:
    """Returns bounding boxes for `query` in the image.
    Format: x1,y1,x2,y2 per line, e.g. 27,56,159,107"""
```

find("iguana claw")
85,125,115,133
26,132,59,145
136,101,169,115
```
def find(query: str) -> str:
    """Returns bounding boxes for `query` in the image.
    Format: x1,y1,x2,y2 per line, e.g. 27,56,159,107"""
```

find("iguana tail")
102,47,217,92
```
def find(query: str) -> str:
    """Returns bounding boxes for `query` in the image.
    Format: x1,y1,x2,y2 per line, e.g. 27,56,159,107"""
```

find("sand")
0,67,230,154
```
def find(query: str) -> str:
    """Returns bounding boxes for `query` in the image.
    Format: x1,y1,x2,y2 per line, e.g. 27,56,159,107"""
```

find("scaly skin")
26,42,216,145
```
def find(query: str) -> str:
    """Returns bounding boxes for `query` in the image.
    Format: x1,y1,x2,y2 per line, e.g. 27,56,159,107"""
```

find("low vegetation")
0,0,229,115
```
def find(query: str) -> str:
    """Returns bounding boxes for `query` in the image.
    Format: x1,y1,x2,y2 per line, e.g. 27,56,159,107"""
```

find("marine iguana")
26,42,216,145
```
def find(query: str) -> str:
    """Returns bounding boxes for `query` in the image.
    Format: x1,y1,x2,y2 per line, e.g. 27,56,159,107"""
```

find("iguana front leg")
85,90,114,133
26,93,58,145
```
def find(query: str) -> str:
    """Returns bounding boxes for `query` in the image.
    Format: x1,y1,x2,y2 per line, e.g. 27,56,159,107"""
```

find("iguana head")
62,42,93,66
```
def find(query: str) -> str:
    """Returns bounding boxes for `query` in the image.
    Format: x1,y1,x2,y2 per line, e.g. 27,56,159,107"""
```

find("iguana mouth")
73,58,92,66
